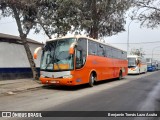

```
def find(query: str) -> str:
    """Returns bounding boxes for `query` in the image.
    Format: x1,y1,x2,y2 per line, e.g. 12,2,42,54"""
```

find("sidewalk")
0,78,43,95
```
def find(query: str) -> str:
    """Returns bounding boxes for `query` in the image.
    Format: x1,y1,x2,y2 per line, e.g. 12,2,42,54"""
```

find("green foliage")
0,0,38,34
0,0,133,39
132,0,160,28
34,0,133,39
130,48,145,56
72,0,133,39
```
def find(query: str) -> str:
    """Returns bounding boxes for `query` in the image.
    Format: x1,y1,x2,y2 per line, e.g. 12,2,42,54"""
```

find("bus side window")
105,45,112,58
88,41,97,55
98,44,105,57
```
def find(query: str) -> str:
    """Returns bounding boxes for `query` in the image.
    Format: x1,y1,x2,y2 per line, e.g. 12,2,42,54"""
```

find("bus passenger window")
98,44,105,57
88,41,97,55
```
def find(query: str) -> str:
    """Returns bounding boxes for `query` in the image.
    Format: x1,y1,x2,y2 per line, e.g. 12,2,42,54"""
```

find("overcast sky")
0,16,160,60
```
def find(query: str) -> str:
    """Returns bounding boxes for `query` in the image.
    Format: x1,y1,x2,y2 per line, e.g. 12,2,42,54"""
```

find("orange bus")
34,35,128,87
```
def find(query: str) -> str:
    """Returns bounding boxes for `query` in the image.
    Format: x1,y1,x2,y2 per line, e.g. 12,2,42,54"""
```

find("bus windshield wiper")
45,56,53,70
44,55,61,70
45,41,61,70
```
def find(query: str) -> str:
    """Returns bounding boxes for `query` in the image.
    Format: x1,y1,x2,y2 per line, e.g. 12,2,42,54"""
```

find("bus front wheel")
89,73,96,87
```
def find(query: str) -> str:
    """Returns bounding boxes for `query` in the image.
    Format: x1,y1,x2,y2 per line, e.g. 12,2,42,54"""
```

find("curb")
0,84,43,96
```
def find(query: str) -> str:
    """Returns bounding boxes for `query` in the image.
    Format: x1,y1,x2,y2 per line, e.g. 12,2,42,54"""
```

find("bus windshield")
40,38,75,71
128,58,136,67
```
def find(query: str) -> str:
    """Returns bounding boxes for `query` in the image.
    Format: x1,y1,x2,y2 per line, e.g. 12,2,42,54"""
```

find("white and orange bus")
34,35,128,86
127,55,147,74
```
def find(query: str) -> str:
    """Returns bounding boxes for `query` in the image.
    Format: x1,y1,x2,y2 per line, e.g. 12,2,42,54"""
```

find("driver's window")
75,38,87,69
76,50,82,69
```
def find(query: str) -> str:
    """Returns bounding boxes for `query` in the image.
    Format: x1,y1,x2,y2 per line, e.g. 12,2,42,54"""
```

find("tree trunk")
12,6,38,80
90,26,98,39
21,35,39,80
89,0,99,39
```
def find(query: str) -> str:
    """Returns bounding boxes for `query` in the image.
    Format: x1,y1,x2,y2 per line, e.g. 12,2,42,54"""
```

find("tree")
34,0,133,39
130,48,145,56
0,0,39,79
132,0,160,28
34,0,79,38
74,0,133,39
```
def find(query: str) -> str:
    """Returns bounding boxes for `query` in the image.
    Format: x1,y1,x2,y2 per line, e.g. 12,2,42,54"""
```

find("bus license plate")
50,81,59,84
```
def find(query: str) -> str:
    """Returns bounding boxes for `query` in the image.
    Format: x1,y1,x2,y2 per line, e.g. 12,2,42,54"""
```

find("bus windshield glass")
128,58,136,67
40,38,75,71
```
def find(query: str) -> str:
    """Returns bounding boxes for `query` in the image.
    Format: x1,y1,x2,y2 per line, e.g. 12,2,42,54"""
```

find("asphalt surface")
0,71,160,120
45,72,160,111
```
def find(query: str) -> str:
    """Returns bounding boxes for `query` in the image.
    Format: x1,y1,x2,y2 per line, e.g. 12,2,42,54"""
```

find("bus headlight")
40,75,45,78
131,67,137,71
63,75,73,79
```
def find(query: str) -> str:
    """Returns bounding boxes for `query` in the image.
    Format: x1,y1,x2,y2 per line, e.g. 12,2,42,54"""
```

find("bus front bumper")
128,68,139,74
39,77,76,86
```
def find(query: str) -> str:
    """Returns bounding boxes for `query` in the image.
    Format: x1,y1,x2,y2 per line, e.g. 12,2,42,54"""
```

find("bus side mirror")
34,47,42,59
69,42,77,55
69,47,74,54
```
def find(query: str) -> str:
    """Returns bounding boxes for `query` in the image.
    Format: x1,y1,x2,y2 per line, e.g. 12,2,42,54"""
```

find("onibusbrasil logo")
2,112,42,117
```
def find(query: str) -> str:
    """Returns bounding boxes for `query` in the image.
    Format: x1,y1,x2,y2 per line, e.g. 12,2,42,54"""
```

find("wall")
0,41,43,80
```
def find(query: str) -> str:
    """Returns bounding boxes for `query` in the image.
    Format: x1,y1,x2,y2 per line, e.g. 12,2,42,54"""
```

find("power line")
109,41,160,44
145,54,160,55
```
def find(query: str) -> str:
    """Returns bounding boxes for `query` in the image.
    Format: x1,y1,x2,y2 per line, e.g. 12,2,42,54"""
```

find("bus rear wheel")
89,73,96,87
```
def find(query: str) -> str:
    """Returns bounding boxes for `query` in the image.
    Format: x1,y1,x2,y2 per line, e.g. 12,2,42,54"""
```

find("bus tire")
89,73,96,87
118,71,122,80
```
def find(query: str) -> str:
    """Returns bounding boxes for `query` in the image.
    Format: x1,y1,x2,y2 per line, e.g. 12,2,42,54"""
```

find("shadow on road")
42,84,89,91
41,77,126,91
95,77,126,86
127,73,146,76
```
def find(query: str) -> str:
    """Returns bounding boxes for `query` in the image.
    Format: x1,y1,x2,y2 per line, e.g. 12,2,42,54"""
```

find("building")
0,33,43,80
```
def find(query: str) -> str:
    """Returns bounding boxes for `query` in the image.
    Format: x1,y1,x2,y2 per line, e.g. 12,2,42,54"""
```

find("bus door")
74,38,87,84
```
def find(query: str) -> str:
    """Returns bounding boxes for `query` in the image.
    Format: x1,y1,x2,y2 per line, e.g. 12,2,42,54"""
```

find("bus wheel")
118,71,122,80
89,73,96,87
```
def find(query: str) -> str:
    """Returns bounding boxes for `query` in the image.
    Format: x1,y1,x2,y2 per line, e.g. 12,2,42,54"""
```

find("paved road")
46,72,160,111
0,71,160,120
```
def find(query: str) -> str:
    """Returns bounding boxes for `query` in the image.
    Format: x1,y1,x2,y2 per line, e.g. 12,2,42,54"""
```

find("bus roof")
46,35,126,52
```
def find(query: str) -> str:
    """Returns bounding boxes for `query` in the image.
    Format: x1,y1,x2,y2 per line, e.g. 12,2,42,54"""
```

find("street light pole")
127,20,134,55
